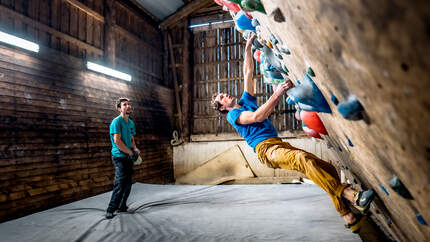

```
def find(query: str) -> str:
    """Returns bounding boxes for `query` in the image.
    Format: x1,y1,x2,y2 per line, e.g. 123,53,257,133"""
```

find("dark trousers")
107,156,133,212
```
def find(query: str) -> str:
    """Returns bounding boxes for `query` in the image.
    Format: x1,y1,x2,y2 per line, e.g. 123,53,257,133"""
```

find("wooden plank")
64,0,104,23
160,0,213,29
78,9,86,41
69,5,78,38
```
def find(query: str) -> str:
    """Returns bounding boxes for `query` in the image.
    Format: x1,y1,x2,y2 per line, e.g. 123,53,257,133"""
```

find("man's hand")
245,32,256,52
274,79,294,98
133,147,140,155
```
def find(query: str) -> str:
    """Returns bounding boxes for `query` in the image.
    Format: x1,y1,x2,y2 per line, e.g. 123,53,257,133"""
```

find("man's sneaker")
105,211,115,219
354,189,375,214
117,206,128,213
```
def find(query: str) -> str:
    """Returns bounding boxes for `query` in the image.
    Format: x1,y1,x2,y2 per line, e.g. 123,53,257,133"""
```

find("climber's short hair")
211,93,228,114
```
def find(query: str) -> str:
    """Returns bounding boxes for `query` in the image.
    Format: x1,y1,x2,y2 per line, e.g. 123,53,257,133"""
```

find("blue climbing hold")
297,80,301,85
379,184,389,195
417,214,428,226
286,74,332,113
337,95,365,120
338,145,342,152
234,11,256,32
346,137,354,147
330,94,339,105
387,218,392,226
286,96,295,105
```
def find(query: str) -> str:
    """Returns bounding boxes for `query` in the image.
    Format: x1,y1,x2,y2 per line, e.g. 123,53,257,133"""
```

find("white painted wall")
173,131,338,179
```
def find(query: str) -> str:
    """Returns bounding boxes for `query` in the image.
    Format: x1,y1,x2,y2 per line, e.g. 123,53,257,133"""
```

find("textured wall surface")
248,0,430,240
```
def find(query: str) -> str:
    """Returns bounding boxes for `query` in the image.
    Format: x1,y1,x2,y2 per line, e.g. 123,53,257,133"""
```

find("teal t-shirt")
227,92,278,151
110,115,136,157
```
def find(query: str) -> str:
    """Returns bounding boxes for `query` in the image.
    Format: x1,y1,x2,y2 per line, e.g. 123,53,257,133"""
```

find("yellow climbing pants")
255,138,350,216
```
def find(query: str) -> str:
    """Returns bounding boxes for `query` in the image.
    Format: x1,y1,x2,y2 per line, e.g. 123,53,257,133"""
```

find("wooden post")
104,0,116,66
182,21,191,141
162,30,169,87
168,32,183,133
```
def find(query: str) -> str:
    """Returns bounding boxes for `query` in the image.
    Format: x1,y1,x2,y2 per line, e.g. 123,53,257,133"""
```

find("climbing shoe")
345,213,364,234
354,189,375,214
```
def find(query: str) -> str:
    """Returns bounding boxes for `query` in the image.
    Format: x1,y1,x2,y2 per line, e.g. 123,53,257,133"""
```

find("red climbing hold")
214,0,241,13
295,110,301,120
300,110,328,135
253,50,262,63
302,122,322,139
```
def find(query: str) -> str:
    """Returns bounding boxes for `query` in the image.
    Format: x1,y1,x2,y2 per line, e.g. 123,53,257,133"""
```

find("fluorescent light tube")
87,62,132,81
0,31,39,52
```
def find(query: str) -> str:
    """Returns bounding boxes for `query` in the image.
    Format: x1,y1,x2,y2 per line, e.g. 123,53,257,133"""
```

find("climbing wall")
217,0,430,241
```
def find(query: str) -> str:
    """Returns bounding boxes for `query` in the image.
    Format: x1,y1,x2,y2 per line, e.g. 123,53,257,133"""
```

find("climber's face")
215,93,236,111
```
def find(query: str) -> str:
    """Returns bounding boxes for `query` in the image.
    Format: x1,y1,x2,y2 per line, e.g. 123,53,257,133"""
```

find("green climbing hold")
241,0,266,14
306,66,315,77
275,52,283,60
282,65,289,73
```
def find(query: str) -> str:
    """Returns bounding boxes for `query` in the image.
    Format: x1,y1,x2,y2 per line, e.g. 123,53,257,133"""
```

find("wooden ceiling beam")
159,0,213,29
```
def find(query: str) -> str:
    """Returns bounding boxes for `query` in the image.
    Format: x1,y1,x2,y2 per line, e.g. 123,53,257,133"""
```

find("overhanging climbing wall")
215,0,430,241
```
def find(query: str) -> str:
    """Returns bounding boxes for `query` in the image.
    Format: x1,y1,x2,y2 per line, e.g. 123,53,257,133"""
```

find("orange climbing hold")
300,110,328,135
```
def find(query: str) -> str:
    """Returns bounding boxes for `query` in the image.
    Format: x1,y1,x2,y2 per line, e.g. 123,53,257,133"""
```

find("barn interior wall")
0,0,174,222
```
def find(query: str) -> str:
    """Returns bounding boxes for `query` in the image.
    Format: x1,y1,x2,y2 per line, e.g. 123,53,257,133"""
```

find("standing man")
211,34,375,233
106,97,140,219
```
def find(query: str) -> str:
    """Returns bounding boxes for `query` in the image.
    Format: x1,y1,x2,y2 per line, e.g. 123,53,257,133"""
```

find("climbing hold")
295,110,301,120
387,218,392,227
270,7,285,22
253,49,262,63
252,37,264,49
215,0,241,12
302,122,322,139
234,11,256,32
346,136,354,147
264,62,284,79
337,95,364,120
282,65,289,73
275,52,283,60
306,66,315,77
269,34,278,45
280,46,291,55
379,184,389,195
300,110,328,135
416,214,428,226
263,46,286,75
338,145,342,152
389,175,413,200
240,0,266,14
266,40,273,49
244,12,253,19
330,94,339,105
287,74,332,113
251,18,260,27
286,96,295,105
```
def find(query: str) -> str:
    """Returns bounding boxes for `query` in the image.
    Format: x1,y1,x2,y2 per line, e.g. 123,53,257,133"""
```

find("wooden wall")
0,0,174,222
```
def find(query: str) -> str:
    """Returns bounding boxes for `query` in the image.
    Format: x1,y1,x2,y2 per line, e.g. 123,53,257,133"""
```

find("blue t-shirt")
110,115,136,157
227,92,278,151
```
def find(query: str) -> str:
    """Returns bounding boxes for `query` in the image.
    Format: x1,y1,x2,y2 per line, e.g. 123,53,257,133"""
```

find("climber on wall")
210,33,375,233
